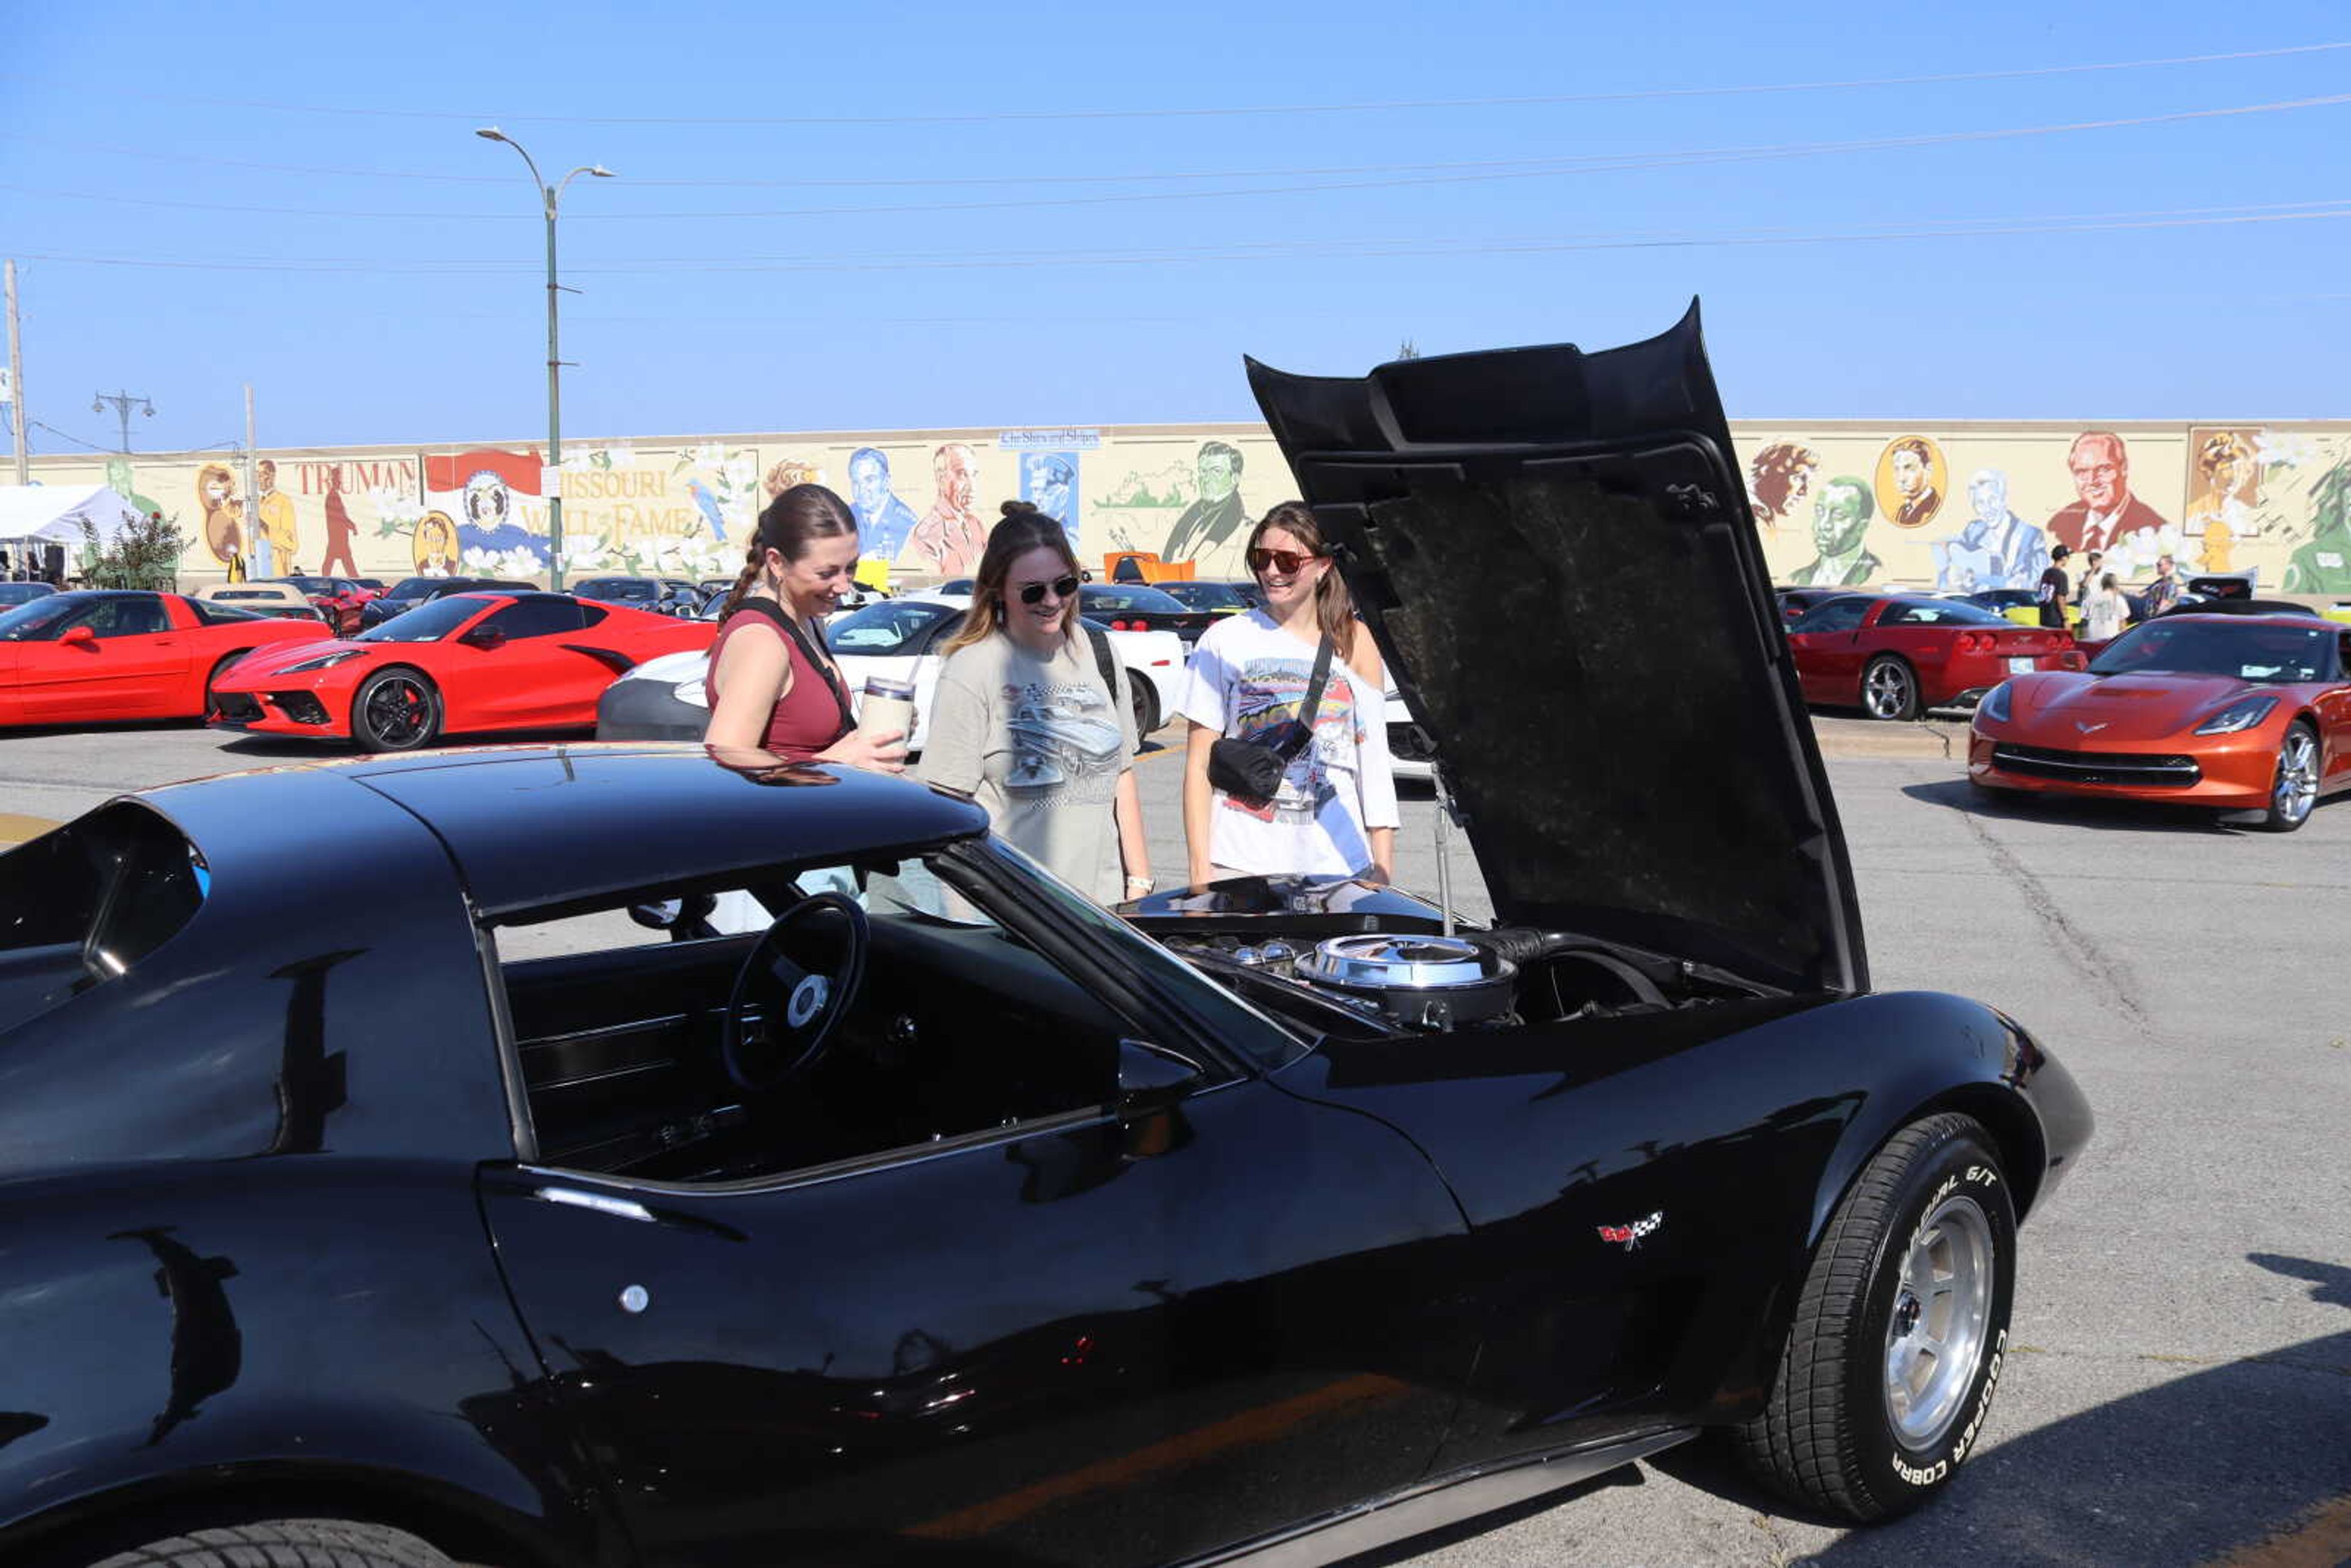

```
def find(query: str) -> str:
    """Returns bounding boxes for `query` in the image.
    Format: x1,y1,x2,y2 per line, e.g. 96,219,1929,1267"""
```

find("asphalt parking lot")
0,716,2345,1567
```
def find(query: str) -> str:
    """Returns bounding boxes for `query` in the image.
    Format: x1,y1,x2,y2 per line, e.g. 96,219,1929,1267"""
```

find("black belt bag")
1207,635,1333,805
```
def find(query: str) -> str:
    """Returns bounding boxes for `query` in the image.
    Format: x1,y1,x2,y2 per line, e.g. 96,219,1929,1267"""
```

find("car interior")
493,853,1130,1187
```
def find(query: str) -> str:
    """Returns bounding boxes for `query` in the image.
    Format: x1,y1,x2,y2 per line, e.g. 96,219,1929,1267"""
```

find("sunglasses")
1016,574,1081,606
1247,547,1325,576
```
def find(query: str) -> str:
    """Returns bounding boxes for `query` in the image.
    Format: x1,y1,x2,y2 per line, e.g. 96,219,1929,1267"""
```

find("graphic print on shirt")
1003,677,1125,803
1227,656,1361,825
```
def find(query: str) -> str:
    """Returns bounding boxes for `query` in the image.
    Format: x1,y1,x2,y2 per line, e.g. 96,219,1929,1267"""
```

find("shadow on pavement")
1648,1255,2351,1567
1897,776,2253,836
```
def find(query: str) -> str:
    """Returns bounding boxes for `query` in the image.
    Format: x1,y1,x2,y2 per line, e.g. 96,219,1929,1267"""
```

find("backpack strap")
1275,635,1336,761
1083,623,1119,697
733,599,854,740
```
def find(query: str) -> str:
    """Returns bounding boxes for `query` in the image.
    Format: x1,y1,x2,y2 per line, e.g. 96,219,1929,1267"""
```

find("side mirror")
460,625,506,650
628,892,719,941
59,625,96,647
1116,1038,1205,1108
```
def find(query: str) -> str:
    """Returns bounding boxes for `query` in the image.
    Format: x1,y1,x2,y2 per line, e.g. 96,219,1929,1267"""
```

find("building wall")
27,419,2351,596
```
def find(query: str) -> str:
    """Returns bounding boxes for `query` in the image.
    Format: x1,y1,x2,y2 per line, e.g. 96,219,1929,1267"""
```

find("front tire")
1861,655,1920,721
2258,721,2320,833
1128,678,1159,746
1738,1112,2017,1522
90,1517,453,1567
201,653,247,721
353,667,443,752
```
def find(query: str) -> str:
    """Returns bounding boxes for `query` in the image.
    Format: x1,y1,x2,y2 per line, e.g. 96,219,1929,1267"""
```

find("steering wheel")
720,891,869,1093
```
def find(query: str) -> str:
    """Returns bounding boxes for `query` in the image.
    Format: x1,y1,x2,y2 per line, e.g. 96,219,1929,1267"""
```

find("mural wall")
23,420,2351,596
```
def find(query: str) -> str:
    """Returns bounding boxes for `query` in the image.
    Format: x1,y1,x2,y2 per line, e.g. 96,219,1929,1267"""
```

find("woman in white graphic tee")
1177,501,1400,886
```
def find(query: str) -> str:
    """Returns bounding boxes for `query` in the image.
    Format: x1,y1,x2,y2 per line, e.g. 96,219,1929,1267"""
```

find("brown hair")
717,483,858,622
1250,501,1357,662
943,500,1082,656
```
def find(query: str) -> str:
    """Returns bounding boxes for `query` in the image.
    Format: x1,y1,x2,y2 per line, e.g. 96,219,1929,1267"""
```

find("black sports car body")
0,309,2089,1568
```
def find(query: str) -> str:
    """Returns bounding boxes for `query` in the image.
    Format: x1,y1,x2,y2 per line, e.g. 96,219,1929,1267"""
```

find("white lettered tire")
1738,1111,2017,1521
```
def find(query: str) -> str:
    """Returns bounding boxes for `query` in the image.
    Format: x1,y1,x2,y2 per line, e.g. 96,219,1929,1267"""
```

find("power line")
28,419,119,453
7,93,2346,223
21,200,2351,278
2,40,2342,127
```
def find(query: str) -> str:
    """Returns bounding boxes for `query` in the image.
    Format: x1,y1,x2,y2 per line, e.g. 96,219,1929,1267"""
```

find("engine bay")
1163,923,1771,1039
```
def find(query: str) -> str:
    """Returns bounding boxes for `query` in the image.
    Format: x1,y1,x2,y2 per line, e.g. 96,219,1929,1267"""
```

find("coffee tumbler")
858,676,917,747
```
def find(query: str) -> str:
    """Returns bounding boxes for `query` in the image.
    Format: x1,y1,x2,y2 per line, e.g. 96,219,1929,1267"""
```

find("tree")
80,510,184,590
1395,339,1422,360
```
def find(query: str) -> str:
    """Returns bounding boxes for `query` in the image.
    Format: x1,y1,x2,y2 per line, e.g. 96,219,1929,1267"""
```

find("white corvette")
596,591,1186,751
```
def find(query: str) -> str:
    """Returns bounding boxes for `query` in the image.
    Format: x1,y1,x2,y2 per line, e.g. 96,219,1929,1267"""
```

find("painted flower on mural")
558,535,612,576
463,545,549,581
369,487,425,535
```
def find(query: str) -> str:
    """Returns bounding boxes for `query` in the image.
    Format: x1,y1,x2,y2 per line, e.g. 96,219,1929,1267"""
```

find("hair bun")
999,499,1039,519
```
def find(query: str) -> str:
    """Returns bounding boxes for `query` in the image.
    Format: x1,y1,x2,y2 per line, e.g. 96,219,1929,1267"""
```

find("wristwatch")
1125,874,1157,895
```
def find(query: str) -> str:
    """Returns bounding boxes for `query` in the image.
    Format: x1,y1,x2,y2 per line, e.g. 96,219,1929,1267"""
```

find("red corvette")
0,590,331,728
209,591,716,751
1969,612,2351,832
1786,593,2079,720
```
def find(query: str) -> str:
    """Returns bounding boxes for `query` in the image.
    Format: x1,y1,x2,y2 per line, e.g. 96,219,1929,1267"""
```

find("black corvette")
0,310,2090,1568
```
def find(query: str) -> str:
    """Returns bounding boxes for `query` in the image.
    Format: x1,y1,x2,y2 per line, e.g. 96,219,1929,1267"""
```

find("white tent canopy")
0,484,143,549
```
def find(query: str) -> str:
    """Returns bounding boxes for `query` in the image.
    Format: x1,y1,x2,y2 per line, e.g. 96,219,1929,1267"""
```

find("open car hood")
1246,303,1865,995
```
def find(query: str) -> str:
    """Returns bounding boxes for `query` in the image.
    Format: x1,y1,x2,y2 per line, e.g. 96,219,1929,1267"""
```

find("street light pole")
475,127,612,593
91,389,155,453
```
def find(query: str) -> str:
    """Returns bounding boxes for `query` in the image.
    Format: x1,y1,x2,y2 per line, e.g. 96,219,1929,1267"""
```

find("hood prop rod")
1433,760,1458,938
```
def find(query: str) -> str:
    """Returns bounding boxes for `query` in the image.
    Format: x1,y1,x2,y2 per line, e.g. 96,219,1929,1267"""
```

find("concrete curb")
1809,715,1970,761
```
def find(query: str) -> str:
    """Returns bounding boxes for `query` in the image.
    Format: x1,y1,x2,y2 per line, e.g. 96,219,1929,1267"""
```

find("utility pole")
92,389,155,453
242,384,260,577
5,260,26,484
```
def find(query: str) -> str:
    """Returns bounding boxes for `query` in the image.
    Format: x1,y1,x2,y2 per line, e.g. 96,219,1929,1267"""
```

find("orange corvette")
1968,612,2351,832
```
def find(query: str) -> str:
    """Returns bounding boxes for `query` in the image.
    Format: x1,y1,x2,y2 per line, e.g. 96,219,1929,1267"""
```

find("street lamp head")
142,402,155,417
91,397,103,415
475,126,508,143
589,165,616,178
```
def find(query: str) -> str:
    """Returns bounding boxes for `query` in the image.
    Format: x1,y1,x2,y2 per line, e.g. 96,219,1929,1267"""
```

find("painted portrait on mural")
906,442,986,576
1875,436,1948,529
1787,476,1883,587
320,467,361,577
2184,428,2261,574
1022,452,1080,539
846,447,921,564
1932,470,2049,591
256,460,298,576
1161,441,1247,563
103,457,163,532
2046,432,2175,576
763,457,823,500
1747,441,1818,531
413,511,460,576
195,463,246,581
2282,456,2351,594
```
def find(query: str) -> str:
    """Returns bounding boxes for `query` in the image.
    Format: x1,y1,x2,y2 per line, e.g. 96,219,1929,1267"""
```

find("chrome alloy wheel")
2275,728,2319,825
363,674,433,748
1882,1193,1994,1447
1863,661,1915,720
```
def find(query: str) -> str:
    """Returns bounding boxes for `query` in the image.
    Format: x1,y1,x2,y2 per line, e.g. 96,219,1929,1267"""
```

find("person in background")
2140,553,2183,620
2081,572,2129,644
2037,543,2073,630
1179,501,1398,887
2074,549,2105,607
920,501,1149,904
705,483,905,770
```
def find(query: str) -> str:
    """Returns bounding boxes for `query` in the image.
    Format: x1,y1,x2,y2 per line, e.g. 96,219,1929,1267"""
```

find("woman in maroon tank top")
705,484,907,769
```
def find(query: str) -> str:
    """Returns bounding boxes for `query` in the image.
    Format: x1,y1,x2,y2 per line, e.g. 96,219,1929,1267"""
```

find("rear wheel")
353,667,442,752
2258,721,2320,833
90,1517,453,1567
1738,1112,2016,1521
1861,656,1920,721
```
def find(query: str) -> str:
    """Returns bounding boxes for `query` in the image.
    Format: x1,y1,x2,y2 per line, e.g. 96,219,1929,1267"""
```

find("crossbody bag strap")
1277,634,1336,760
740,599,855,738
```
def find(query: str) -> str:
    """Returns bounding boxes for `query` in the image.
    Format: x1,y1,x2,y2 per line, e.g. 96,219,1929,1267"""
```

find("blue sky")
4,0,2347,453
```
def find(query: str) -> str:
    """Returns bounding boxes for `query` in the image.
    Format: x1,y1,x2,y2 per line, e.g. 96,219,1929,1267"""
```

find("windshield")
576,578,654,598
1084,586,1186,612
386,577,443,601
1164,582,1244,610
2088,620,2332,682
353,594,491,643
0,595,91,641
1878,599,2009,627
